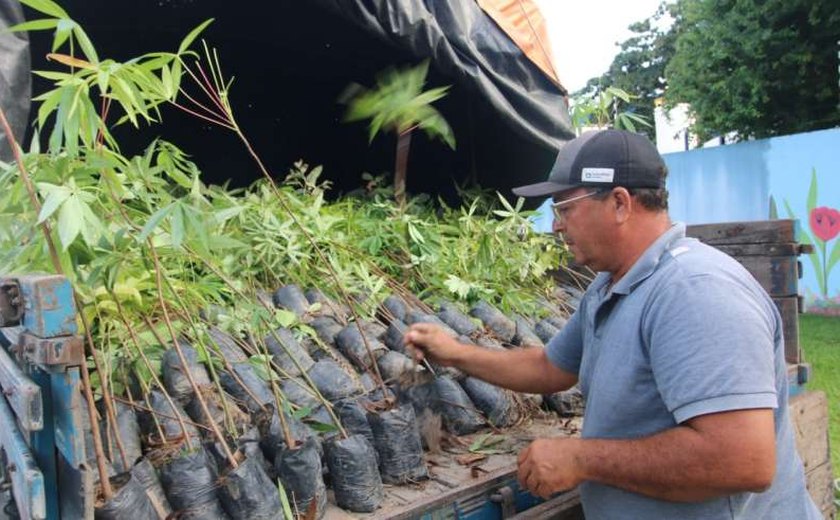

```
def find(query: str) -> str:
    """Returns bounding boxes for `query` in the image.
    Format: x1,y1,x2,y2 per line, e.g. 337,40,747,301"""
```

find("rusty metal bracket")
491,485,517,518
0,281,23,327
18,334,84,368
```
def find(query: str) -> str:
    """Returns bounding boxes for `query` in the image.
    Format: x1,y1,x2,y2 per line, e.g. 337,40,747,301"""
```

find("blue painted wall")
664,128,840,312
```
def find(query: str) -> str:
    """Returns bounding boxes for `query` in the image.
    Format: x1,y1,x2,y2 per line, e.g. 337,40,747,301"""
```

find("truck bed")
325,415,582,519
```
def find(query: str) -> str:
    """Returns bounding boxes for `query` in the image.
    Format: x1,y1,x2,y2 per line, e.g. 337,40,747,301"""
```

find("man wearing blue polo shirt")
404,129,820,519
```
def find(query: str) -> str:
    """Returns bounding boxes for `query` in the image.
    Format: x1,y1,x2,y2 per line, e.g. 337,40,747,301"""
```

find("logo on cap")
581,167,615,183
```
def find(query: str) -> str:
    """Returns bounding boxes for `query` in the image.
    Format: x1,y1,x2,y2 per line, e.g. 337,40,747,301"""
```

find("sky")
533,0,664,93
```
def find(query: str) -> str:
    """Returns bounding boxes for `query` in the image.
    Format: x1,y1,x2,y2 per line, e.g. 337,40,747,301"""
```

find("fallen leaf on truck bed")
455,453,487,466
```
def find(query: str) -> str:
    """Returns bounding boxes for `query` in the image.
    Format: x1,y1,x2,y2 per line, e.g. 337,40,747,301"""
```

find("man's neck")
609,214,672,284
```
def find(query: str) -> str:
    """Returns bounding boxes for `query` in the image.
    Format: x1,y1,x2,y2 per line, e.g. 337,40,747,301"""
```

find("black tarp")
315,0,573,151
0,0,31,161
22,1,572,202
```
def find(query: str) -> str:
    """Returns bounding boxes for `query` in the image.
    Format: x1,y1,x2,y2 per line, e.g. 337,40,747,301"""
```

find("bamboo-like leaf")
619,114,637,132
48,85,72,152
213,206,244,225
170,60,183,101
52,18,74,52
72,24,99,64
137,52,176,71
110,77,140,126
32,70,74,81
170,204,185,249
407,222,425,244
205,234,247,250
274,309,297,328
78,197,102,246
160,64,174,98
7,18,59,32
138,203,174,241
307,421,339,433
36,183,70,223
65,82,86,121
35,88,63,129
63,90,82,156
96,69,110,97
47,53,95,70
444,275,472,299
57,195,83,248
276,480,295,520
183,205,210,253
20,0,69,19
178,19,214,54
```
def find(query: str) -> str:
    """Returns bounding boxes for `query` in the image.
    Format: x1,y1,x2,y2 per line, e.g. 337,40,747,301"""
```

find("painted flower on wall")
810,207,840,242
785,169,840,299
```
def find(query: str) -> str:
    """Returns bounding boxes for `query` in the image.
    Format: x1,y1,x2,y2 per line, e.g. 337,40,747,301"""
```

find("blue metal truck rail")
0,275,92,519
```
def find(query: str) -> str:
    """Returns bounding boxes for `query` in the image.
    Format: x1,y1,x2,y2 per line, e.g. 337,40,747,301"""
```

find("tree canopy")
578,0,840,142
666,0,840,141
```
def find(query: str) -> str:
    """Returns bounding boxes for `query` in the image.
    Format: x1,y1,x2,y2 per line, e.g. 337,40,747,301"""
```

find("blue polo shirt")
546,223,820,519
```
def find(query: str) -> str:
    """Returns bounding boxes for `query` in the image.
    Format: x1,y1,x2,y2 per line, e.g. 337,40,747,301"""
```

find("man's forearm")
575,420,775,501
452,344,576,394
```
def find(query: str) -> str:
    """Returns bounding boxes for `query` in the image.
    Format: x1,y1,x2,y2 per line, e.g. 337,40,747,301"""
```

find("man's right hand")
404,322,578,394
403,322,462,366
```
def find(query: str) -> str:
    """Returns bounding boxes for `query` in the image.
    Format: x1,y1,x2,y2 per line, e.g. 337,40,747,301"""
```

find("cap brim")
511,181,575,198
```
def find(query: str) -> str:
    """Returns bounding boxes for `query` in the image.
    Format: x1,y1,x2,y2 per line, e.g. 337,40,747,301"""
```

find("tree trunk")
394,130,412,208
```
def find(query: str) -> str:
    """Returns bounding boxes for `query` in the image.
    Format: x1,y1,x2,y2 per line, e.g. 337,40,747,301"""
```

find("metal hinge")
491,485,517,518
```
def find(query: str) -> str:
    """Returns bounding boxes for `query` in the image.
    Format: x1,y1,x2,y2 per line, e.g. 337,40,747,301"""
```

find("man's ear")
612,187,633,223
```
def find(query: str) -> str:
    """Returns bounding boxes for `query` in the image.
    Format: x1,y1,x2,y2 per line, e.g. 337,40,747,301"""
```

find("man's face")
551,187,612,270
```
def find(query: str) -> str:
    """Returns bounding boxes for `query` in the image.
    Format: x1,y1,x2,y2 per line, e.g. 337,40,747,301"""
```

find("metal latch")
491,485,516,518
0,281,22,327
18,333,84,367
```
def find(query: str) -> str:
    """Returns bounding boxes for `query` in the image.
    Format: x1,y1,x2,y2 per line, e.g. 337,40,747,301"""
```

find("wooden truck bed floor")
325,415,583,519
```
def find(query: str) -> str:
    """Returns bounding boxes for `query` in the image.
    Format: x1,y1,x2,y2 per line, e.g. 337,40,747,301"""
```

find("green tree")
341,60,455,208
665,0,840,141
576,2,679,140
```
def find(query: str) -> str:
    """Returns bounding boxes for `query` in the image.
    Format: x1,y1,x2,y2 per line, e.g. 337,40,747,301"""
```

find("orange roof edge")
476,0,565,93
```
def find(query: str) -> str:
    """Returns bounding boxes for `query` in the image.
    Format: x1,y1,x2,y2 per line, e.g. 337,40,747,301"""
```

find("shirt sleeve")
545,308,584,375
643,272,779,424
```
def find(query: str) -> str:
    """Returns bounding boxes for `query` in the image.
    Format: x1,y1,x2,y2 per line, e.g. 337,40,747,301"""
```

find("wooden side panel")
732,256,799,297
713,242,800,257
789,391,836,519
686,220,797,245
774,297,801,364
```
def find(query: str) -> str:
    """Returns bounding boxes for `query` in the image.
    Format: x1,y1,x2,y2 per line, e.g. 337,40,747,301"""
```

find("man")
404,129,820,518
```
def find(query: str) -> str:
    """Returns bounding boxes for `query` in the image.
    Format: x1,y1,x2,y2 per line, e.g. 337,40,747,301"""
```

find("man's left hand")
517,437,584,498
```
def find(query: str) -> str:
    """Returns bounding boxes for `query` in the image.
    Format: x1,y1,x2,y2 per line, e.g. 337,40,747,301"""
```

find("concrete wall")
664,128,840,312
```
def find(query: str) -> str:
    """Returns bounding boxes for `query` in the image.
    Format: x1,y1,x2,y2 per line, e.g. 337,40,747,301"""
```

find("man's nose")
552,217,565,234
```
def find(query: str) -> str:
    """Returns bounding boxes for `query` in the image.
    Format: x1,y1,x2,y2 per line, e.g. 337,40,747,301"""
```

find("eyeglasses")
551,190,604,221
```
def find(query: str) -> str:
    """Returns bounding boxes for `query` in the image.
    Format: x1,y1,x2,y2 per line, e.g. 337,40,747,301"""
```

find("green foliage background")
578,0,840,142
0,0,570,397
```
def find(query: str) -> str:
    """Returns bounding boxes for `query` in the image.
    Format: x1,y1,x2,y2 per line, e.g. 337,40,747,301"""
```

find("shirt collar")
599,222,686,297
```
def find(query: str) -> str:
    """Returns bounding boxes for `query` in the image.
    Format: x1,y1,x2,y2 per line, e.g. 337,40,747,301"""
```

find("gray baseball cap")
512,129,667,197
